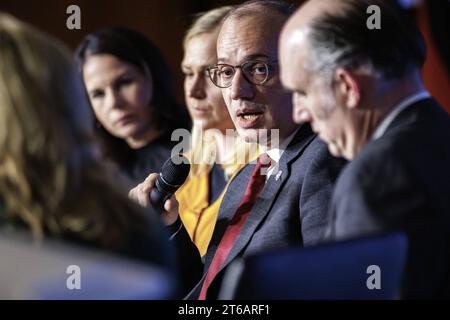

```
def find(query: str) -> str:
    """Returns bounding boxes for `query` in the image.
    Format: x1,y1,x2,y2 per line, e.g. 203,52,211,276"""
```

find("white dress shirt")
260,127,299,182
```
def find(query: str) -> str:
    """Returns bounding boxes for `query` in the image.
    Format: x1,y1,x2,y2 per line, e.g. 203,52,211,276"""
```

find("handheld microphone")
150,155,190,211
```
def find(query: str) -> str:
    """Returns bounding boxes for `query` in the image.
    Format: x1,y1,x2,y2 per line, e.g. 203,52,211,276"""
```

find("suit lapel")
215,124,316,275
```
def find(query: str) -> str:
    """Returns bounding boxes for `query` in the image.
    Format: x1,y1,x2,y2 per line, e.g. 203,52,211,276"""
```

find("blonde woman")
0,13,172,269
177,6,258,256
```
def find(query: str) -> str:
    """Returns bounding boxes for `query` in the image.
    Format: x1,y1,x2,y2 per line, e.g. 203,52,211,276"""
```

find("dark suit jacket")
185,124,347,299
328,98,450,299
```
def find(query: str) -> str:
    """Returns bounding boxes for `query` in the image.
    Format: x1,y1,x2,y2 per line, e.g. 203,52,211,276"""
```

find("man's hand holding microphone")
128,155,190,226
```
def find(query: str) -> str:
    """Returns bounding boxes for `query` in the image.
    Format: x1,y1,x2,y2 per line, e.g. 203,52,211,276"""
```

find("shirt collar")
372,91,430,140
262,127,299,163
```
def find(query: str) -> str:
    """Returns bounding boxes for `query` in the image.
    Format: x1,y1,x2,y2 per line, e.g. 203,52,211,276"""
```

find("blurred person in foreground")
0,13,174,279
280,0,450,298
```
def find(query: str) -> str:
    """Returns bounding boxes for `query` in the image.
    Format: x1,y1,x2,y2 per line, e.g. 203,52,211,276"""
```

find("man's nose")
230,69,254,100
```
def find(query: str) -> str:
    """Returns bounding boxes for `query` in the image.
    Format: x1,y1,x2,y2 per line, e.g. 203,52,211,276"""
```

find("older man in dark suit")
130,0,346,300
280,0,450,298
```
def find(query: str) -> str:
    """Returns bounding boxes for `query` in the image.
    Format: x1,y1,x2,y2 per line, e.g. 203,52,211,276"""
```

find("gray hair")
305,0,426,82
224,0,296,22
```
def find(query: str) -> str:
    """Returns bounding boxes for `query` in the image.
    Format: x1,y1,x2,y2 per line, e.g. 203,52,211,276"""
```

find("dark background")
1,0,449,112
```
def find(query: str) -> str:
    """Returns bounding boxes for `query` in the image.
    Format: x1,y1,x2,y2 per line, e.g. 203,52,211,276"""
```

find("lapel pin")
275,170,282,181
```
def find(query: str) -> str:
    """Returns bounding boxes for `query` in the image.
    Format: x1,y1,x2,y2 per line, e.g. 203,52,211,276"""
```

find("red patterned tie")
198,153,272,300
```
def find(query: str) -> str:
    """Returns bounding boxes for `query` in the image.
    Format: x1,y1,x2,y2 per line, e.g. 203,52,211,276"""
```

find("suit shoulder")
299,136,347,170
337,136,414,196
288,136,347,192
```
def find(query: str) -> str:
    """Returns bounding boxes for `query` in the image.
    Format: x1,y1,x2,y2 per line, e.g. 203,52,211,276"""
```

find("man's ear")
334,68,361,109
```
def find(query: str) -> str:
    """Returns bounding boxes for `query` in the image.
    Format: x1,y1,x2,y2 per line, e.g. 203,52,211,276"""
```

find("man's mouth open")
236,110,265,129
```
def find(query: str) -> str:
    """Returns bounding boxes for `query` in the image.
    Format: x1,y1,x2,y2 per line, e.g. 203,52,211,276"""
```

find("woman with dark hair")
75,28,190,186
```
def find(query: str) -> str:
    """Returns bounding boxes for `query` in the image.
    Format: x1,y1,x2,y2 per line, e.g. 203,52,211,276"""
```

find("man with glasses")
185,0,347,300
130,0,346,300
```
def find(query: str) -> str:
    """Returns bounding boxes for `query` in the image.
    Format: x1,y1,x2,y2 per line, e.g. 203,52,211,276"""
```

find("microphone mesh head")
160,155,191,186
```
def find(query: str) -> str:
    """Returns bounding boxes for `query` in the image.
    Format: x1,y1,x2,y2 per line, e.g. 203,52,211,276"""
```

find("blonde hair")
183,6,259,177
183,6,233,51
0,13,163,254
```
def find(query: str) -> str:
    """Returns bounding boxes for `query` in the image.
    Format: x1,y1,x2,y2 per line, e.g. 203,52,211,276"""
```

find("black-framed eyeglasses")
207,60,278,88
